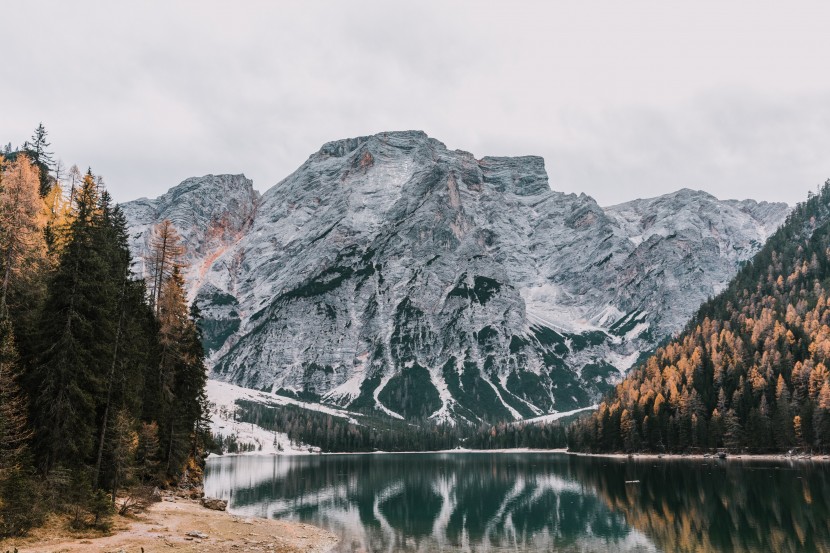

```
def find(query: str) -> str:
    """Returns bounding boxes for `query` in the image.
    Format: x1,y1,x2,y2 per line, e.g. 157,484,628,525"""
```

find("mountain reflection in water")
204,452,830,553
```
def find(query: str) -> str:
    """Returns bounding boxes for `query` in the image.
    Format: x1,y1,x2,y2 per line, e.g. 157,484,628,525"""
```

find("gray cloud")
2,1,830,206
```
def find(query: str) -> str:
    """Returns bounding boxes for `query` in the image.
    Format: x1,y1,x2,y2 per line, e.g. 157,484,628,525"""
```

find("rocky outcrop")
123,131,789,424
200,497,227,511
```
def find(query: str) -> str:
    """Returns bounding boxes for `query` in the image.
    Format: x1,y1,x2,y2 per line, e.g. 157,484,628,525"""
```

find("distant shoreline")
207,448,830,462
207,447,571,458
566,451,830,462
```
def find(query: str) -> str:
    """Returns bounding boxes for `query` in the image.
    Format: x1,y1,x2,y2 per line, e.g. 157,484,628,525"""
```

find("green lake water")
204,452,830,552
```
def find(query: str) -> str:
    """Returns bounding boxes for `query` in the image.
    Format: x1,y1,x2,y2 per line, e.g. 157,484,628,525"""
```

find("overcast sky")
3,1,830,206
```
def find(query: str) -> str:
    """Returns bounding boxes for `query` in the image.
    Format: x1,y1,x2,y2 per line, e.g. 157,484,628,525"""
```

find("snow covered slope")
123,131,789,424
207,380,361,454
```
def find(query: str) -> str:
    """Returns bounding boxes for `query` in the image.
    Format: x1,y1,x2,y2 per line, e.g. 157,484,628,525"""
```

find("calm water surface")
204,452,830,552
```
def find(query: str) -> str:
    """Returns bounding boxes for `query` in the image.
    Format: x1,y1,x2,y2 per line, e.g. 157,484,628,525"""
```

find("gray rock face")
122,131,789,424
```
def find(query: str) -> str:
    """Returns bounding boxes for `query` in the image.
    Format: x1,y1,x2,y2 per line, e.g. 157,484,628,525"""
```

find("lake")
204,452,830,552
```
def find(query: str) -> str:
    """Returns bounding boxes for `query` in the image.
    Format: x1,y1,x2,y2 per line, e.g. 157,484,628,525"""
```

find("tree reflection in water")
204,453,830,553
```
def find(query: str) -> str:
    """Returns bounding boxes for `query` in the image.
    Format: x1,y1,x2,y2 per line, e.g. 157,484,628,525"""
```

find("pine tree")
108,409,137,506
28,171,117,472
723,409,744,452
135,422,160,481
774,375,795,450
0,316,40,537
814,382,830,451
0,317,31,477
92,193,138,489
620,409,639,452
24,124,54,197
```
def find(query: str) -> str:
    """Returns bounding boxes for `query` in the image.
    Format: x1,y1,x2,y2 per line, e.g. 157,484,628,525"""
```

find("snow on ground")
208,379,361,424
428,367,457,424
207,379,362,455
521,283,604,334
322,372,365,405
511,405,598,426
605,350,643,374
208,379,594,455
624,322,650,342
209,412,316,455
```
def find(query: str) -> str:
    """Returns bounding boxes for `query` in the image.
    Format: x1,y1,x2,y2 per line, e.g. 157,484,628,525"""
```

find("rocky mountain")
123,131,790,424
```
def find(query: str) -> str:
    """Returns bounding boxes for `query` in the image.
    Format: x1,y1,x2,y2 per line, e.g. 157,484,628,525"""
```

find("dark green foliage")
283,266,353,299
0,469,43,537
231,399,460,453
274,387,322,403
548,363,591,411
567,330,608,352
530,325,568,355
194,290,241,355
505,369,556,413
581,362,618,394
442,359,513,423
377,363,443,420
447,274,503,305
28,173,116,471
346,374,383,411
226,399,567,454
0,136,208,537
608,310,647,337
0,316,43,537
23,123,54,197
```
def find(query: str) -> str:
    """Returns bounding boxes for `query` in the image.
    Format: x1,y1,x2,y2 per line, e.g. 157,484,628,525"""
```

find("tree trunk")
92,274,127,490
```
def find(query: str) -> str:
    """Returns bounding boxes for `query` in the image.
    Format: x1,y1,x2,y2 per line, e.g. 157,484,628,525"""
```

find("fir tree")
0,316,40,536
24,124,54,197
28,171,117,472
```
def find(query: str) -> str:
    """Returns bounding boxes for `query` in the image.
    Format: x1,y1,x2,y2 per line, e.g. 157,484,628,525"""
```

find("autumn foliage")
570,181,830,454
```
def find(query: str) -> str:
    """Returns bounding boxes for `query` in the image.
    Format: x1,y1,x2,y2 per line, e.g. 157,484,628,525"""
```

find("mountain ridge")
122,131,790,424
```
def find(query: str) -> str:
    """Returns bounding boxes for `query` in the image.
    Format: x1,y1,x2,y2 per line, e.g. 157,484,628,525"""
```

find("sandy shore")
0,496,338,553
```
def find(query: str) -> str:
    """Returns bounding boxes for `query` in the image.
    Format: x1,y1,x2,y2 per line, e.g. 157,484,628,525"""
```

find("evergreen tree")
0,316,41,536
774,375,794,450
28,171,117,472
107,409,137,506
24,124,54,197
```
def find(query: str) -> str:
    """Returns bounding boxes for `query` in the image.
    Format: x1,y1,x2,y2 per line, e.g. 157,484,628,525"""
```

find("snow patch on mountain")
123,131,791,424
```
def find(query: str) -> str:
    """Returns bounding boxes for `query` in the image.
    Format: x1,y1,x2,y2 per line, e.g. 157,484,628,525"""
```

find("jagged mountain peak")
316,130,434,158
122,133,791,425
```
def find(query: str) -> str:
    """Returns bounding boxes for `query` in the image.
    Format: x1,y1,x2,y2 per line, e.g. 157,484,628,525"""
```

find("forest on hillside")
570,181,830,454
0,125,209,536
217,398,569,454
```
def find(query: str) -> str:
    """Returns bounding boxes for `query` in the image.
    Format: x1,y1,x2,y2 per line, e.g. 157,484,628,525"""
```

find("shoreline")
208,447,570,458
208,447,830,463
0,495,338,553
566,450,830,462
